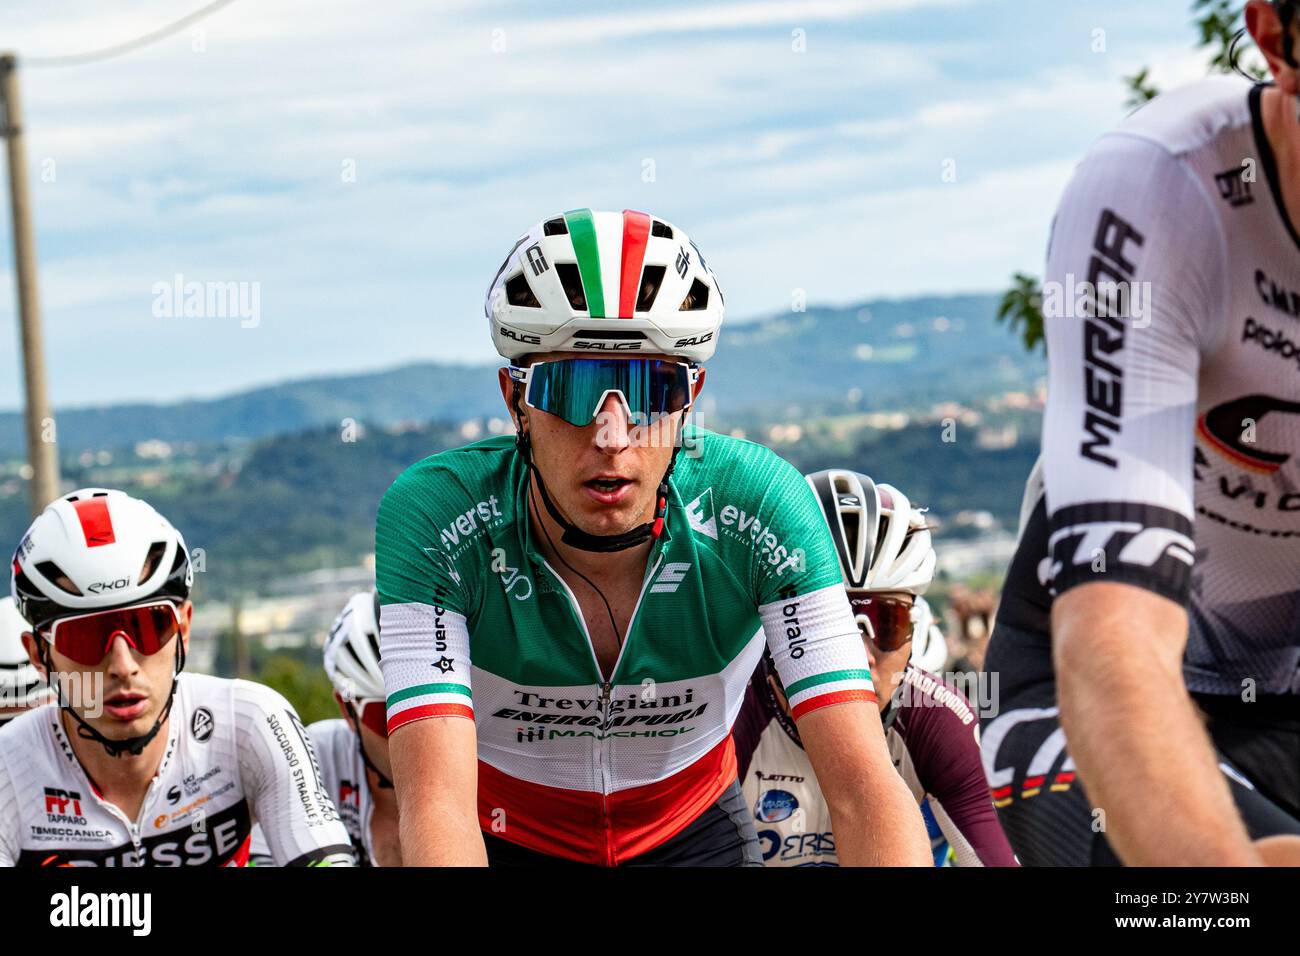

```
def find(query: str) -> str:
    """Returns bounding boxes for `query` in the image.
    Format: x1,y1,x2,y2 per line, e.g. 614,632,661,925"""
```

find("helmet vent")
138,541,167,585
505,273,541,308
651,220,673,239
636,265,666,312
36,561,82,597
679,278,709,311
556,263,587,310
366,631,381,664
543,217,569,236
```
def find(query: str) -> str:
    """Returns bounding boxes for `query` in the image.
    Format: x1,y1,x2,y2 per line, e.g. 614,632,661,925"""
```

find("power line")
23,0,242,69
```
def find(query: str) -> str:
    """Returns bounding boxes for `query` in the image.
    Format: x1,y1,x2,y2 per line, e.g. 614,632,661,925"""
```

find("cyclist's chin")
570,495,651,536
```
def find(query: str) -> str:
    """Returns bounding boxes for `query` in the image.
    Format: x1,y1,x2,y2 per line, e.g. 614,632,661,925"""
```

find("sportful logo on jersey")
650,562,691,594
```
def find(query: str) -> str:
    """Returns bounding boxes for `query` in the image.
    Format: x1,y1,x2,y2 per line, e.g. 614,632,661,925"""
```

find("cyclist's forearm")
397,802,487,866
389,721,487,866
801,703,930,866
831,772,931,866
1054,601,1259,866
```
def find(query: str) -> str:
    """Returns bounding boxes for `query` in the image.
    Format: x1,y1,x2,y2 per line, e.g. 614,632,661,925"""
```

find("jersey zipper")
538,542,668,866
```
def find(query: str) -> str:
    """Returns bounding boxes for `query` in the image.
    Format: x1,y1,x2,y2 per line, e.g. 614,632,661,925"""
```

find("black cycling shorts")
483,780,763,868
981,622,1300,867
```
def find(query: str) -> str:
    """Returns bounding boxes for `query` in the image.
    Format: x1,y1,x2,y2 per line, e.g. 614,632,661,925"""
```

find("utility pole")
0,54,59,516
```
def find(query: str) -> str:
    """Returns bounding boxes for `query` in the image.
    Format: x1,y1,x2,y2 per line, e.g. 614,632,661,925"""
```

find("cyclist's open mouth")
583,476,635,505
104,692,149,721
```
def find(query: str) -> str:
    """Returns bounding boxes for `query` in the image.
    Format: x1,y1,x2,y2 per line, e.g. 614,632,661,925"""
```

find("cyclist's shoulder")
0,703,55,760
673,426,807,506
381,435,518,521
1108,76,1255,158
898,665,978,731
306,717,353,750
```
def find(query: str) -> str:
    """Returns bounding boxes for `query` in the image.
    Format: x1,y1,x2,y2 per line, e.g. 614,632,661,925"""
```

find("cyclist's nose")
102,632,140,674
593,393,632,451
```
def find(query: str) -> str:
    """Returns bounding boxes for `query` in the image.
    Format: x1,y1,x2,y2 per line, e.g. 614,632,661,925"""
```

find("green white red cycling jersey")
375,426,875,865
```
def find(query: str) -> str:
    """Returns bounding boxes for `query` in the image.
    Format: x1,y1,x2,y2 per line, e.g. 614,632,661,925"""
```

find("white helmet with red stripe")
11,488,193,630
486,208,725,363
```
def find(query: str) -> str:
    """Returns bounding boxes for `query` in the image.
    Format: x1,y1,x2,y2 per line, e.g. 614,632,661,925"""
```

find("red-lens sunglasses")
849,593,915,653
40,601,182,667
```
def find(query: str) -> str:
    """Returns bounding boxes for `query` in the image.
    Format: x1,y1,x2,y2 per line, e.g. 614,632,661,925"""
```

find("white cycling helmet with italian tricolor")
486,208,725,362
805,469,936,594
323,591,384,702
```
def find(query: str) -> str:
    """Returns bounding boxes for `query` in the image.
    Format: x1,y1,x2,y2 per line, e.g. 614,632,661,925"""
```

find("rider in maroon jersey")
733,470,1016,866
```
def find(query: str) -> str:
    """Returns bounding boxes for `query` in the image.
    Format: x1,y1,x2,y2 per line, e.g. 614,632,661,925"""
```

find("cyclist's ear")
21,631,47,680
498,367,529,436
1248,0,1300,91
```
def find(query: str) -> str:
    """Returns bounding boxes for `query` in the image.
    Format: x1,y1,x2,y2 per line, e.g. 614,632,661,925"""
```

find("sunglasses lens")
359,700,389,739
526,358,691,427
851,595,914,653
50,604,179,666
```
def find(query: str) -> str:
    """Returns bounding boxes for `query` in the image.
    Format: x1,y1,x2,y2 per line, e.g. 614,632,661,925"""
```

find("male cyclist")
250,591,398,866
984,1,1300,866
733,471,1016,866
0,597,51,728
376,209,931,866
0,489,354,866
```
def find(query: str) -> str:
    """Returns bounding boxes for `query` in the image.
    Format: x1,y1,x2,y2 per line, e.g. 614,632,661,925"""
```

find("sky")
0,0,1219,409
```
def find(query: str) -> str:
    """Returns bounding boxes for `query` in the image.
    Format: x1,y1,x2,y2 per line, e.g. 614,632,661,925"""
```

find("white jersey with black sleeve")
0,672,355,866
1030,76,1300,696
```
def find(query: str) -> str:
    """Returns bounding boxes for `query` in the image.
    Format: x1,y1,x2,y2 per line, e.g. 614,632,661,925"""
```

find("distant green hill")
0,292,1039,457
0,410,1040,601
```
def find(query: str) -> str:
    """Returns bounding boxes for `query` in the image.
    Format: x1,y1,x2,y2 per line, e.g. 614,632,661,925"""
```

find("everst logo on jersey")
718,501,802,575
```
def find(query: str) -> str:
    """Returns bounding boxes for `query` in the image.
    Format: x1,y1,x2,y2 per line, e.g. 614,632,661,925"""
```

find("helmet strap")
512,381,676,554
348,702,392,790
45,635,186,759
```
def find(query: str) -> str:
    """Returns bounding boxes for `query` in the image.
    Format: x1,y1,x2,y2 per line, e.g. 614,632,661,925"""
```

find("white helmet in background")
11,488,193,629
805,469,936,594
0,596,50,715
323,591,384,701
909,597,949,674
486,208,725,363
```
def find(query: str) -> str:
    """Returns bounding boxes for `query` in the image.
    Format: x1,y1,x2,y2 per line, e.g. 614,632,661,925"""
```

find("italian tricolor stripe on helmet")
618,209,651,318
72,497,116,548
564,208,606,318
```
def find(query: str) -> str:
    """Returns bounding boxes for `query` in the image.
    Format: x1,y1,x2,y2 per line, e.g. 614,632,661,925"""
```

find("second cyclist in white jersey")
0,489,353,867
